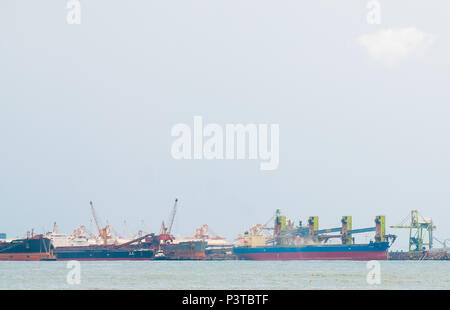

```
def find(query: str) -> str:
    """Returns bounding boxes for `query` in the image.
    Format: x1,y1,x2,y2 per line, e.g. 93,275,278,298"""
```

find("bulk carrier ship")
52,235,207,261
233,210,396,261
0,234,55,261
46,199,207,261
53,234,156,261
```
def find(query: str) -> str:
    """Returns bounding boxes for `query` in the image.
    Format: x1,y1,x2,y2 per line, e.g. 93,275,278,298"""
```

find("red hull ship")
233,242,389,261
234,210,396,261
161,241,207,260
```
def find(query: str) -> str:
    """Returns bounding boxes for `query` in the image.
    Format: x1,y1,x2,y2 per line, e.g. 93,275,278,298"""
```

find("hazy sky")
1,1,449,250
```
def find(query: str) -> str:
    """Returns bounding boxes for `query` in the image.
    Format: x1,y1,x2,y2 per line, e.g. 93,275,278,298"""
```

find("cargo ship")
161,240,207,260
234,241,390,260
233,210,396,261
177,225,235,260
53,234,156,261
152,203,208,260
0,235,56,261
52,231,207,261
152,227,207,260
51,198,206,261
54,246,155,261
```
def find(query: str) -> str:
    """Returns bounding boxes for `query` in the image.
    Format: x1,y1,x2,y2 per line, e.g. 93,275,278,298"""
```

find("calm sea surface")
0,261,448,290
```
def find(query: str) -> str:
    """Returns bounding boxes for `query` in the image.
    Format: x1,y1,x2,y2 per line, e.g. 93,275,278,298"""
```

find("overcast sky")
1,1,449,250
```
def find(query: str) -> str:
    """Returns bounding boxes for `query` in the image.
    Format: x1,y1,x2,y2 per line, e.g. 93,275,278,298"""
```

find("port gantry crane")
390,210,435,253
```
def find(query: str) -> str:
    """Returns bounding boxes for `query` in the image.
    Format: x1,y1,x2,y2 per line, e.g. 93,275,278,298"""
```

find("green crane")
390,210,435,253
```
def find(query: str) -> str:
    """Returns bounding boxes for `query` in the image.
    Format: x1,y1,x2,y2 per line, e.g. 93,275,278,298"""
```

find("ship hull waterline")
233,242,389,261
0,253,55,261
53,248,155,261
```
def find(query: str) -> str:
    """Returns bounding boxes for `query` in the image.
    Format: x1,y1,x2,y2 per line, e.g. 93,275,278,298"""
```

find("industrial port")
0,200,449,261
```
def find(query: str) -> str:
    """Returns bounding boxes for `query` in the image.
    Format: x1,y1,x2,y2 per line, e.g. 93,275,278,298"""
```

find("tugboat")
153,249,167,260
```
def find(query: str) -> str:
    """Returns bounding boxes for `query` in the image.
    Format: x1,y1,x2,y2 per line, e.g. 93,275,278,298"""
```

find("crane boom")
390,210,435,252
167,198,178,234
90,201,102,236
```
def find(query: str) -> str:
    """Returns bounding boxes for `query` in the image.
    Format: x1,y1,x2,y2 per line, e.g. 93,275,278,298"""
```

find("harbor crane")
90,201,109,245
167,198,178,235
157,199,179,244
194,224,225,240
390,210,435,252
90,201,102,236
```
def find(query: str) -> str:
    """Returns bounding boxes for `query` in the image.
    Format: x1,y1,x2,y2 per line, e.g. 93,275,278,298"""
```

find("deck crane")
140,219,151,235
107,220,122,239
194,224,225,240
207,226,224,240
124,220,135,238
272,211,396,246
90,201,108,245
156,199,179,248
167,198,178,235
90,201,102,235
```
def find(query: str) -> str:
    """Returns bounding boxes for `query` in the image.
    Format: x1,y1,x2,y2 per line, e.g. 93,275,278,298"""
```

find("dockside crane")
157,199,179,245
167,198,178,235
90,201,102,235
90,201,108,245
390,210,435,252
194,224,225,240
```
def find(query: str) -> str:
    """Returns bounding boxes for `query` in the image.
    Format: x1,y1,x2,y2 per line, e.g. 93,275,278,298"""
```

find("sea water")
0,260,448,290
